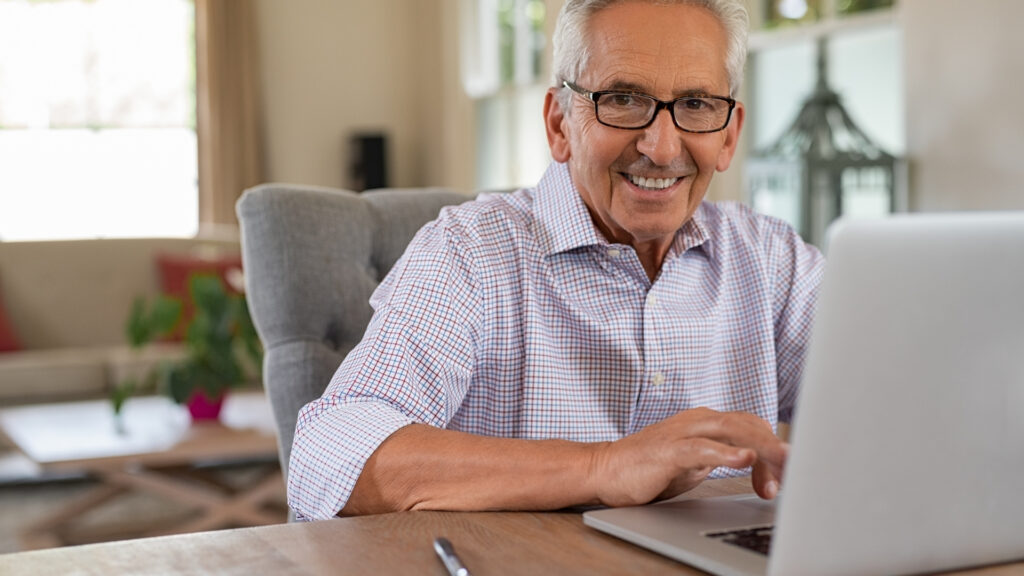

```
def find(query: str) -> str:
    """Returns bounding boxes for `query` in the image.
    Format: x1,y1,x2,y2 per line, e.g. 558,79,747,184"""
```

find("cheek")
572,116,604,151
571,123,623,180
691,134,727,171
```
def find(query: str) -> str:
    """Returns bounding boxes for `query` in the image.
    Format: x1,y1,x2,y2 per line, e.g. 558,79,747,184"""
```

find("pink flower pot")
186,390,225,421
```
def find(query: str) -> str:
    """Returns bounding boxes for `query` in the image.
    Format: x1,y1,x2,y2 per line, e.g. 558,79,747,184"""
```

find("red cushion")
155,253,244,340
0,276,21,353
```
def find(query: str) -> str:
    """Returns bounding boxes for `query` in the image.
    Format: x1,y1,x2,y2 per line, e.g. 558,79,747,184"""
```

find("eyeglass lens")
596,93,730,132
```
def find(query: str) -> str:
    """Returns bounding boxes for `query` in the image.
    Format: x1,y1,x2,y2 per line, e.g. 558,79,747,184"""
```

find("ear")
716,101,745,172
544,88,572,163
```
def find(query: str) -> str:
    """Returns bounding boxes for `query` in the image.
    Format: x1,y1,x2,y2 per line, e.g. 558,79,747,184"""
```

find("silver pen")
433,537,472,576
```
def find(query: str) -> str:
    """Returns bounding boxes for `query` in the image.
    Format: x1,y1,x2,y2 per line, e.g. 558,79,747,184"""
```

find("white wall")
255,0,456,191
903,0,1024,211
253,1,1024,208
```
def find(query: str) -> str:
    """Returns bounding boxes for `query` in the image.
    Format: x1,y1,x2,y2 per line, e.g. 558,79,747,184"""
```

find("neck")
632,240,669,283
584,210,673,284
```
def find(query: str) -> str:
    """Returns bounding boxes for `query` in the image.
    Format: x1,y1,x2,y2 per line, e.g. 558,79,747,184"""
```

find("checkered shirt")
289,161,825,520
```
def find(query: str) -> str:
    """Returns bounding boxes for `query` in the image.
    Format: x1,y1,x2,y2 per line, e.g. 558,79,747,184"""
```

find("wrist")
583,441,613,507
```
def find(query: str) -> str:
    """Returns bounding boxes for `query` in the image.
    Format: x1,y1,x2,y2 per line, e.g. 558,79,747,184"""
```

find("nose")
636,108,683,166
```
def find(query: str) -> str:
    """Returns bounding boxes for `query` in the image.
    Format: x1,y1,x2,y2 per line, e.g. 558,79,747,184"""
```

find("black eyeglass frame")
562,80,736,134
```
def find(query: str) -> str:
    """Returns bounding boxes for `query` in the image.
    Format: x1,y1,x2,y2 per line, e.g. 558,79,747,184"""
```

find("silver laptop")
584,212,1024,576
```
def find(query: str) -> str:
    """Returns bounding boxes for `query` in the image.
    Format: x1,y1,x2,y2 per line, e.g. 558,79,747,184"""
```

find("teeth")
628,175,679,189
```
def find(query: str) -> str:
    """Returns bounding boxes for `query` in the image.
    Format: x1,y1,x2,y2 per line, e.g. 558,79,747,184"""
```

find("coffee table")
0,391,286,550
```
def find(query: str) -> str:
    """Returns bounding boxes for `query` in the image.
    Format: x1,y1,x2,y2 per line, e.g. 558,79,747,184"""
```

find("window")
0,0,197,241
761,0,895,28
461,0,551,191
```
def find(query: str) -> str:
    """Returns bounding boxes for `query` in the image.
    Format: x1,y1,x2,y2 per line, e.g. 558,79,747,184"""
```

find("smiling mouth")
626,173,680,191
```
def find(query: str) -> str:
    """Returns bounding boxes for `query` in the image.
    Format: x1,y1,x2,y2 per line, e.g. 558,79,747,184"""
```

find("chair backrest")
236,183,469,480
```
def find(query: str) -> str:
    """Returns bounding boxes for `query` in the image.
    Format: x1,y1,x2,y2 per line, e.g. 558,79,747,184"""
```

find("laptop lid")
584,212,1024,576
769,212,1024,575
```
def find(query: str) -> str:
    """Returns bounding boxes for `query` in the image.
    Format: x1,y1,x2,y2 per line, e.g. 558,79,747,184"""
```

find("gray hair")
551,0,749,110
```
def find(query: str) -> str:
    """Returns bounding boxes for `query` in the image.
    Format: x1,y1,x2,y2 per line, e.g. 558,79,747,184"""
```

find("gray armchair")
236,183,469,482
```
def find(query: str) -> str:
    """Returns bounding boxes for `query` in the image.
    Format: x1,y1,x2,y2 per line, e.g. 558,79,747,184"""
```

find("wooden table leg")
167,470,285,534
18,482,126,550
98,465,285,536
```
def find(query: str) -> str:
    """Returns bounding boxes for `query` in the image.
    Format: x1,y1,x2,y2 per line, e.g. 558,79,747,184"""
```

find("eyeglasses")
562,80,736,134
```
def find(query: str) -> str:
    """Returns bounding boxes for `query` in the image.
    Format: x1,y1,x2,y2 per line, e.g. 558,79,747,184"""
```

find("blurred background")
1,0,1022,244
1,0,1023,553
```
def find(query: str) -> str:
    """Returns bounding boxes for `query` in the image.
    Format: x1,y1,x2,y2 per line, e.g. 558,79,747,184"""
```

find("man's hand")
588,408,787,507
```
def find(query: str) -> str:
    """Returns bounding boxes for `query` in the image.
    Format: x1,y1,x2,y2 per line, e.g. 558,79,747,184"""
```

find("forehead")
581,2,730,96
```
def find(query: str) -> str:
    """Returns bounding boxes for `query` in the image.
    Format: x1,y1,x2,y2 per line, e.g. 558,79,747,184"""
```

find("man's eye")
608,94,638,107
680,98,710,111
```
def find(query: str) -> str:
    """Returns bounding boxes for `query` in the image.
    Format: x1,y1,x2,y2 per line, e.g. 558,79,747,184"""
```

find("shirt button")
652,372,665,386
646,293,658,307
607,248,621,258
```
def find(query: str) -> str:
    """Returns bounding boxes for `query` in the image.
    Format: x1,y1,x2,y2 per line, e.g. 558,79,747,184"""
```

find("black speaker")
349,132,389,191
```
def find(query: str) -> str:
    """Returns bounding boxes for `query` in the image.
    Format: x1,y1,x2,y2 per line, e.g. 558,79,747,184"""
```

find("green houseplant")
112,273,262,420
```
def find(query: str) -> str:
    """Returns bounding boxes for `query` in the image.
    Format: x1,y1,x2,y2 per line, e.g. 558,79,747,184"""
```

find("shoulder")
697,201,820,266
435,188,536,238
383,188,538,285
372,189,538,311
698,202,823,283
417,188,538,259
699,201,801,248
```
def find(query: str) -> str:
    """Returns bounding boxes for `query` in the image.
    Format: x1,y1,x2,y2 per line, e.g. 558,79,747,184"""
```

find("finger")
680,438,758,472
655,439,760,501
682,410,787,466
751,459,781,500
754,438,788,478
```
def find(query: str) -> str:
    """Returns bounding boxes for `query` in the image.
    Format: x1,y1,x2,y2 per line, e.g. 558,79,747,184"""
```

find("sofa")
0,235,242,407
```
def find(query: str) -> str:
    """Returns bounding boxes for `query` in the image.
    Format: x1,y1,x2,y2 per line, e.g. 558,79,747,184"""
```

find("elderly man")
289,0,824,520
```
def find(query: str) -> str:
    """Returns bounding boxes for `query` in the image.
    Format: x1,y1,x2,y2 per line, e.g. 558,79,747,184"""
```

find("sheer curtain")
195,0,264,230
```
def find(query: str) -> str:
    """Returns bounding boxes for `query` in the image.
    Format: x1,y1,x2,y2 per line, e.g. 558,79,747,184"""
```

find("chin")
624,205,692,230
622,220,683,243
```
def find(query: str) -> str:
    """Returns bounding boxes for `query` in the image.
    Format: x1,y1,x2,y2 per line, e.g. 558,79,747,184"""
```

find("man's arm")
341,407,786,515
768,219,826,423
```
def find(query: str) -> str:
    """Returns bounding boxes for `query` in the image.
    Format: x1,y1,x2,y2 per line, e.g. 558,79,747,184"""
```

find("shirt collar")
533,161,714,260
534,162,604,256
671,203,714,261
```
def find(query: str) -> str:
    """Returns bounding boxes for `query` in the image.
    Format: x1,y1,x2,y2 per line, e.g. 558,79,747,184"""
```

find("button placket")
642,286,667,397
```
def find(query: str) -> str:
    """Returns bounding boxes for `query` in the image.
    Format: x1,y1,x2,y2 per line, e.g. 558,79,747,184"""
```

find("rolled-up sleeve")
287,218,482,519
288,397,414,519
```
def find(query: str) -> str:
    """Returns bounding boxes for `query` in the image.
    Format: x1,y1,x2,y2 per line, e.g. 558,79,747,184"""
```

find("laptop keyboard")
704,525,774,555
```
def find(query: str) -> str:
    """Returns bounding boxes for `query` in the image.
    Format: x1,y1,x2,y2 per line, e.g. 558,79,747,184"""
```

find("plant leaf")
126,296,149,347
150,296,183,335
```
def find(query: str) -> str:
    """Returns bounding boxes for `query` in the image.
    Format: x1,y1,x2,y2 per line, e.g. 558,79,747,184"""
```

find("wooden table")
0,392,286,550
1,477,1021,575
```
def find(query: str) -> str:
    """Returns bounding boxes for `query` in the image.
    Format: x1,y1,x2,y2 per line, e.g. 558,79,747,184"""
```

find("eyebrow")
600,80,723,98
602,80,649,93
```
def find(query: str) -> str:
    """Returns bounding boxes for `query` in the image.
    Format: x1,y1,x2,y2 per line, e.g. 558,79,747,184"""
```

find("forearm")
339,408,789,516
341,423,606,515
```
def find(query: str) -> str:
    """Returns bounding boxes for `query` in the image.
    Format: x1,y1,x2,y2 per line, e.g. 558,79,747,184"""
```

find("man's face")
545,2,744,254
